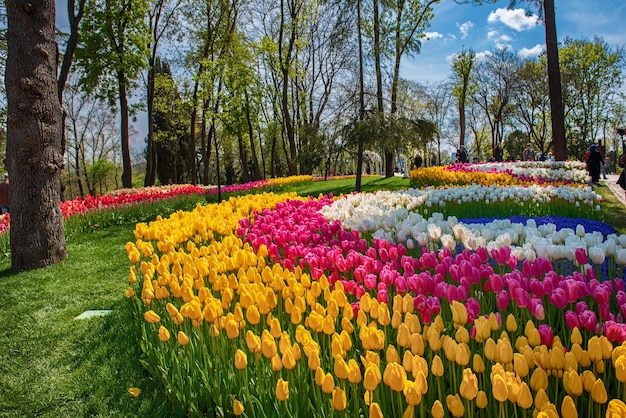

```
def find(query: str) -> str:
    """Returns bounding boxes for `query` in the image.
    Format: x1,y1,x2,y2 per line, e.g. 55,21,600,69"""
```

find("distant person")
586,144,603,184
0,174,9,214
596,139,607,179
414,154,423,169
522,143,536,161
494,144,503,162
459,146,468,163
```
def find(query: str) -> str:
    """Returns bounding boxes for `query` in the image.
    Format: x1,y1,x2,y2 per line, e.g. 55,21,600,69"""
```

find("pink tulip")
579,310,597,332
538,324,553,347
549,288,567,309
496,291,510,311
575,248,588,265
565,310,579,329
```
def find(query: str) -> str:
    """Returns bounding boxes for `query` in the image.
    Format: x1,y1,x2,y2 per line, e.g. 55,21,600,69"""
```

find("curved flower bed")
410,161,589,187
126,180,626,417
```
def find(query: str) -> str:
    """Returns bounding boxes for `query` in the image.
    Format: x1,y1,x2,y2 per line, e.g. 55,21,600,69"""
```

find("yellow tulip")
561,395,577,418
282,349,296,370
459,368,478,400
616,355,626,382
607,399,626,418
529,367,548,392
347,358,362,384
513,352,529,378
473,354,485,373
246,305,261,325
334,356,349,379
233,399,244,416
410,333,425,356
322,372,334,394
570,327,583,345
386,345,400,364
397,324,411,347
225,319,239,339
234,349,247,370
245,331,261,354
315,367,325,386
308,350,320,371
158,326,170,342
450,301,468,325
364,364,381,391
582,370,596,392
491,374,508,402
403,381,421,406
125,287,135,298
275,378,289,401
431,400,444,418
431,355,444,377
456,343,471,366
455,326,470,344
476,390,488,409
369,402,384,418
516,382,533,409
383,362,407,392
271,354,283,372
331,386,347,411
144,310,160,324
128,387,141,397
177,331,190,346
446,394,465,417
261,332,277,359
591,378,608,404
506,313,517,332
563,370,582,396
484,338,497,362
497,338,513,364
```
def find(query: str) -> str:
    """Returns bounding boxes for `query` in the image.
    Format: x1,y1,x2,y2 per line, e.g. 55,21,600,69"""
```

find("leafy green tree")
560,37,624,158
76,0,150,188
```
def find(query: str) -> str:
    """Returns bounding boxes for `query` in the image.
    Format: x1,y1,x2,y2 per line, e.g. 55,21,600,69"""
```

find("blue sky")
401,0,626,83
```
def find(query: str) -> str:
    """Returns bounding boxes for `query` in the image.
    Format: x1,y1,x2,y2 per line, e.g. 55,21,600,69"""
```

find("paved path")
601,174,626,207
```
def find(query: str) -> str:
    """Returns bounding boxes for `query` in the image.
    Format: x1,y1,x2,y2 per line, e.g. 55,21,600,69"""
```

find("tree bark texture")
544,0,567,161
6,0,68,272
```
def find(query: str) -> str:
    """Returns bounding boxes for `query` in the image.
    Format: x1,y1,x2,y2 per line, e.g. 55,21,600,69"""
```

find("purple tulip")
538,324,554,347
564,310,579,329
575,247,588,265
579,310,597,332
496,291,510,311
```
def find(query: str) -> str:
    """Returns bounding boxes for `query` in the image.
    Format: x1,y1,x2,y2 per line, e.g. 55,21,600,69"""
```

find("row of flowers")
0,175,314,235
410,161,590,187
126,178,626,418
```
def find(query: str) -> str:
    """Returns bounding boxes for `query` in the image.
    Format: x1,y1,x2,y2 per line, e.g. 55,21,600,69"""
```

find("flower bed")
125,163,626,417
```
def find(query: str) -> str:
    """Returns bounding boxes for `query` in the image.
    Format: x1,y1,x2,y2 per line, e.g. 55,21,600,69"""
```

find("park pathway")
601,173,626,207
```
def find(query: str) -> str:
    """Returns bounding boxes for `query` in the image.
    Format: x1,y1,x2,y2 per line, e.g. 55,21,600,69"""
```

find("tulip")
563,370,582,396
491,374,508,402
332,386,347,411
607,399,626,418
144,310,160,324
561,395,577,418
128,387,141,397
369,402,384,418
383,362,407,392
450,300,468,325
282,349,296,370
446,394,465,417
513,352,529,378
158,326,170,342
233,399,244,416
364,364,381,392
516,382,533,409
476,390,488,409
177,331,190,346
275,378,289,401
591,378,607,404
615,355,626,382
234,349,247,370
403,381,422,406
459,368,478,400
529,367,548,392
431,400,444,418
431,355,444,377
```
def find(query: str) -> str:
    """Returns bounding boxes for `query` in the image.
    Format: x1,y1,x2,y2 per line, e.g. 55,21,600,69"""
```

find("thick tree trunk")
144,65,157,186
355,0,365,192
118,71,133,188
244,92,260,181
544,0,567,161
6,0,68,272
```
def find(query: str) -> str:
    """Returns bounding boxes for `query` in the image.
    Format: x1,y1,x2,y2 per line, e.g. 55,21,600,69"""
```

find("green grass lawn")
0,177,625,417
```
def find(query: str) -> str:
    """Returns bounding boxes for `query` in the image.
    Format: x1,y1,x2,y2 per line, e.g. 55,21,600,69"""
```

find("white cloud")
457,21,474,39
475,50,493,62
421,31,444,41
519,44,545,59
487,30,498,39
487,8,540,32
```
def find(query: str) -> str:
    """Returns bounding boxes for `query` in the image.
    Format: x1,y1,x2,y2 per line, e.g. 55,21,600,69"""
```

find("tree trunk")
118,70,133,188
544,0,567,161
144,64,157,186
6,0,68,272
244,92,260,180
355,0,365,192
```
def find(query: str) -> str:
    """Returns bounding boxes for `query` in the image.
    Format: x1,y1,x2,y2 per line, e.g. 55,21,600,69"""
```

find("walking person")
522,143,536,161
596,139,607,179
586,144,603,185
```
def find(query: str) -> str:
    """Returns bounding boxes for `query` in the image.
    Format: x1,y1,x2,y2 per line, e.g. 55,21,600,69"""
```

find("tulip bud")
506,313,517,332
334,356,349,379
561,395,576,418
234,349,248,370
513,352,529,378
431,400,444,418
364,364,381,391
233,399,244,416
591,378,608,404
431,355,444,377
282,348,296,370
332,386,347,411
403,381,422,406
476,390,488,409
158,326,170,342
570,327,583,345
144,310,160,324
383,362,407,392
128,387,141,397
177,331,190,346
530,367,548,392
450,301,468,325
615,355,626,382
491,374,508,402
473,354,485,373
516,382,533,409
271,354,283,372
369,402,384,418
275,378,289,401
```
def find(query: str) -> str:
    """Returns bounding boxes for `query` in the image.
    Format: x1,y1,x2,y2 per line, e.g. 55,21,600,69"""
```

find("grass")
0,175,625,418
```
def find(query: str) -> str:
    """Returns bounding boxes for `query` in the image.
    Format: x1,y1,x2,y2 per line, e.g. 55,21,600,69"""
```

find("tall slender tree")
76,0,151,188
6,0,67,272
451,48,475,149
